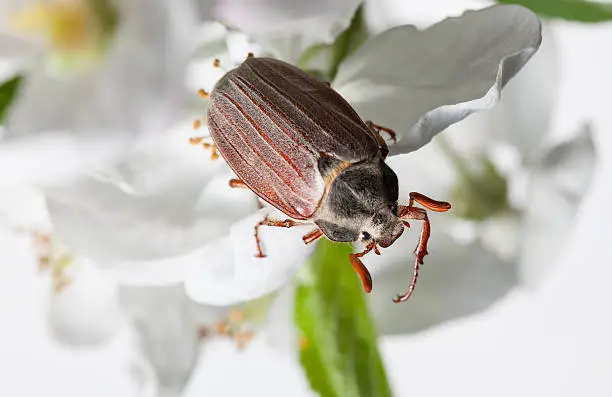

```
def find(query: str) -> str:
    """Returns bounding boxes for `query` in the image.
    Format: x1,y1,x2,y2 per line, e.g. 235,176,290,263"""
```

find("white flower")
0,0,197,186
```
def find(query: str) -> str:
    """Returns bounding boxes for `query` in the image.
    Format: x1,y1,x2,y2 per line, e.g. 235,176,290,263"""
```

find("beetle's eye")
390,203,398,215
360,231,371,241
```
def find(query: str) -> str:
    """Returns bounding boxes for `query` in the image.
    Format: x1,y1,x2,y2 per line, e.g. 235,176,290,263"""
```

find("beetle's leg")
254,217,299,258
365,121,390,158
302,228,323,245
366,121,397,144
408,192,451,212
349,243,376,293
394,206,431,303
229,178,249,189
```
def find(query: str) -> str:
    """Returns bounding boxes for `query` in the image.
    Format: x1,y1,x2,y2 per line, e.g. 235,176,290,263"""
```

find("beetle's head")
358,202,404,248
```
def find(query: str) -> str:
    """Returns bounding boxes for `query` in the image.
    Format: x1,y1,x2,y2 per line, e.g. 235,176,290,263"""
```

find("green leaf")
0,76,22,124
295,239,393,397
328,4,368,81
298,5,369,82
498,0,612,22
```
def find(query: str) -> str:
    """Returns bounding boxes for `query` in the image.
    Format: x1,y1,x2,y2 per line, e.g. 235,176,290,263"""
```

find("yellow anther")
197,88,209,99
193,119,202,130
189,136,204,145
229,309,244,323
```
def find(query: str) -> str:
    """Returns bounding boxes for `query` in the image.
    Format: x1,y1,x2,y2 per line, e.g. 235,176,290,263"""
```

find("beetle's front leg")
349,242,377,293
254,216,300,258
408,192,451,212
394,206,430,303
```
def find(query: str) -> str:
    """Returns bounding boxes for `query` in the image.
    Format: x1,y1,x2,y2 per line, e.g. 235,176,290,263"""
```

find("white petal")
364,0,485,33
183,338,314,397
485,23,559,160
5,0,196,138
49,257,123,346
211,0,361,62
121,284,200,394
334,5,541,155
517,126,596,287
0,130,126,187
46,124,258,264
367,226,515,335
185,208,315,305
0,229,157,397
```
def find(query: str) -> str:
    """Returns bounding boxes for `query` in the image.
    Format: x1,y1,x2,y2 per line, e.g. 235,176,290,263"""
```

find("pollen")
197,88,209,99
193,119,202,130
213,58,221,68
210,309,256,349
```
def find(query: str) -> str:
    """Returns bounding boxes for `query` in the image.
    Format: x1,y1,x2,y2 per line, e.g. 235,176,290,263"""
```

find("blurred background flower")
1,1,610,397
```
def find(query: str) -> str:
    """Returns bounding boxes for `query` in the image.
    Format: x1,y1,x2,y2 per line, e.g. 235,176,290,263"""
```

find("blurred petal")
46,124,258,264
364,0,485,33
518,125,596,287
0,130,126,187
185,209,315,305
367,227,516,335
0,32,38,61
0,229,157,397
6,0,196,139
211,0,361,62
121,284,200,396
183,338,314,397
49,257,123,346
486,23,559,160
334,5,541,154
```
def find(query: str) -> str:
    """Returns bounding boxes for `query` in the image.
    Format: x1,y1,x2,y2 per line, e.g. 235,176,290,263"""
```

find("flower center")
438,138,510,221
12,0,119,63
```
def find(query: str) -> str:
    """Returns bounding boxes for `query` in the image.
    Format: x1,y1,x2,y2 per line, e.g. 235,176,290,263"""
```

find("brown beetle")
195,56,451,303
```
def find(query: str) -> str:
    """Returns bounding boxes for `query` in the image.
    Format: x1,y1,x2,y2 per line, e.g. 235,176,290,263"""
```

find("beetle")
194,55,451,303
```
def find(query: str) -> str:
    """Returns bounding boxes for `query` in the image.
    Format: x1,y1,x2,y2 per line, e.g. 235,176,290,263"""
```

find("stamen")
213,58,221,68
210,309,255,349
193,119,202,130
197,88,209,99
189,136,204,145
247,52,254,58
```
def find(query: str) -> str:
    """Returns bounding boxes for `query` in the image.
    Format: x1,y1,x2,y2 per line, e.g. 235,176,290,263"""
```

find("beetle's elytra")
198,55,451,303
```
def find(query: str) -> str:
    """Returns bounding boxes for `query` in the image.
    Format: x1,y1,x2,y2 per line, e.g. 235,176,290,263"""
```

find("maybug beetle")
199,56,451,303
